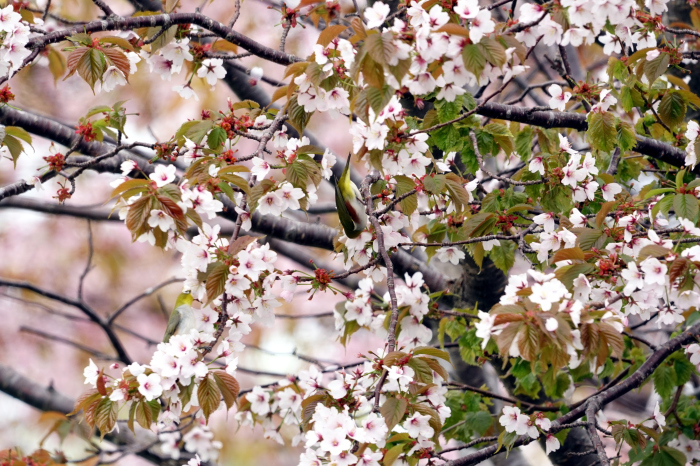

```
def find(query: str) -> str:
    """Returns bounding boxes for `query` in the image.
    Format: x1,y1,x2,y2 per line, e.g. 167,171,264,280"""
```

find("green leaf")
464,411,493,436
465,211,496,237
423,174,446,194
3,135,24,168
286,96,311,135
383,443,406,466
197,374,222,422
286,160,309,190
412,347,452,364
407,357,433,383
652,363,676,398
127,400,137,433
462,44,485,80
554,263,595,290
673,193,699,222
85,105,111,119
176,120,214,146
146,25,177,52
367,85,393,115
394,175,417,216
99,36,136,52
76,48,106,92
483,123,514,155
616,121,637,152
207,126,227,150
364,32,393,66
444,173,471,212
479,37,506,68
577,228,605,251
620,86,635,112
219,173,251,196
587,111,617,152
658,91,687,129
644,52,670,85
514,127,533,161
652,194,675,220
489,241,516,274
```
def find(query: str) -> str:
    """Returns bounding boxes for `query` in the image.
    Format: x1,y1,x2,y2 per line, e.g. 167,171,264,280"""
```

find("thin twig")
20,326,116,361
107,278,184,325
77,221,94,302
447,381,559,411
227,0,241,27
0,279,131,363
91,0,116,17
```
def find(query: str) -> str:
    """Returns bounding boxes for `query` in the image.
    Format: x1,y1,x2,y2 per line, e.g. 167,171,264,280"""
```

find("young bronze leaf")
412,347,452,364
135,399,153,429
198,374,222,422
317,25,348,47
380,396,408,432
94,398,117,438
213,370,240,410
205,262,229,305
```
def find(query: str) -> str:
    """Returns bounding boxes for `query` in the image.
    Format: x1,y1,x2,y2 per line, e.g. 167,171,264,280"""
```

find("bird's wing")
163,307,182,343
334,175,359,236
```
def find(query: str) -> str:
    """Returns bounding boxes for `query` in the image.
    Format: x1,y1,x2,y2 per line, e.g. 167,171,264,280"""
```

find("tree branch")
0,279,131,364
26,12,301,66
475,102,689,168
444,320,700,466
0,363,188,465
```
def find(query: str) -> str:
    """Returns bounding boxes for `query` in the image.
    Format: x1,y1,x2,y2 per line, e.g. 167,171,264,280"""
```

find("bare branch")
77,221,94,302
20,326,116,360
0,278,131,364
107,278,185,325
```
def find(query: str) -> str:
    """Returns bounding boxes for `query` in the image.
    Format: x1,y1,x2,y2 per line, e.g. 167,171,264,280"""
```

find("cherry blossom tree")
2,0,700,464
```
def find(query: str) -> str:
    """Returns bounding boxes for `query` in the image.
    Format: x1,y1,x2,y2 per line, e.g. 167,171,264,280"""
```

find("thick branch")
0,198,121,221
26,12,300,65
585,397,610,466
445,320,700,466
0,364,178,465
476,102,688,168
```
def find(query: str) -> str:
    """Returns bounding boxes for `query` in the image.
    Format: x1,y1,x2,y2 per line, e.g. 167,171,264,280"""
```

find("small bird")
162,291,197,343
334,153,368,239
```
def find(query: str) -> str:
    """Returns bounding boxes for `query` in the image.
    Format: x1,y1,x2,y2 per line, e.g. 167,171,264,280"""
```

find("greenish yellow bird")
334,153,368,239
162,291,197,343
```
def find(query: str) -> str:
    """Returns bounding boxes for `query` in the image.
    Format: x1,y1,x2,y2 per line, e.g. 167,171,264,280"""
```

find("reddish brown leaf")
126,195,152,239
197,374,221,422
213,370,240,410
103,47,131,79
669,257,689,284
96,369,107,396
550,247,585,264
205,262,229,305
64,46,89,80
